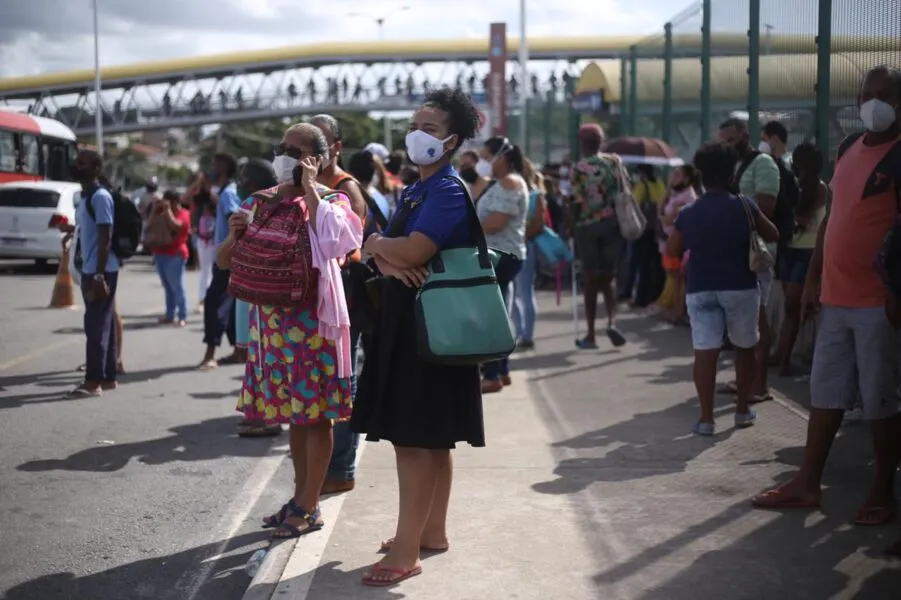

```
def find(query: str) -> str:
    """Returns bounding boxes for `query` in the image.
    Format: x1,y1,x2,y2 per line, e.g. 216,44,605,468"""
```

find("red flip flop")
852,506,897,527
752,489,820,510
362,563,423,587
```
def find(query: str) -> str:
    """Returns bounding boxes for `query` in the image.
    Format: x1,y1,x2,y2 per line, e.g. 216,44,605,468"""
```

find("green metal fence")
620,0,901,165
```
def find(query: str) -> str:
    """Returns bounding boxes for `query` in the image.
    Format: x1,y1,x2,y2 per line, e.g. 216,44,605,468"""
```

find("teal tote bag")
414,176,517,365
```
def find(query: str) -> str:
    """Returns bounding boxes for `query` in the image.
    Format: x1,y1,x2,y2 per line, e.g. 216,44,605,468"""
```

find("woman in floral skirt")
216,122,363,539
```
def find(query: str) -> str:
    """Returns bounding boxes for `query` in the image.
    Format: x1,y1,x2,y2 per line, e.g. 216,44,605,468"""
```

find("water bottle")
244,548,268,578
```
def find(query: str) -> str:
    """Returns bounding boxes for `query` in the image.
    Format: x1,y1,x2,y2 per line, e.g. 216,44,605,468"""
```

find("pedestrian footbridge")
1,33,892,138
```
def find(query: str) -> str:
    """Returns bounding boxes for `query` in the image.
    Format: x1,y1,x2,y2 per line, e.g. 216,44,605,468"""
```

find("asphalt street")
0,258,296,600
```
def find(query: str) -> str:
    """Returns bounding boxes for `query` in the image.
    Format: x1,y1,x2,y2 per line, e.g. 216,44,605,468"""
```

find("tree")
204,112,398,164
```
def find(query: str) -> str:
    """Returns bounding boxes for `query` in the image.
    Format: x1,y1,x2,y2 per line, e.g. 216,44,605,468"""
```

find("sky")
0,0,679,78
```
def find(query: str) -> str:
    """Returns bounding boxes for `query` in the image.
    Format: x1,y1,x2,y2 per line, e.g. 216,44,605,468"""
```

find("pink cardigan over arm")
307,194,363,379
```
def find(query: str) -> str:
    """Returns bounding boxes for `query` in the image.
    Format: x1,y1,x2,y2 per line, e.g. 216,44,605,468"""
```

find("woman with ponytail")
476,136,529,393
511,158,546,350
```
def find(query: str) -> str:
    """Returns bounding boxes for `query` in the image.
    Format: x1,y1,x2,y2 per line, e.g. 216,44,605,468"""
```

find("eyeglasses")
273,144,311,160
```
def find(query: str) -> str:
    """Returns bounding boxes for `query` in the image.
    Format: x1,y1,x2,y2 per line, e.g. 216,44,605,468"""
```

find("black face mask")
459,167,479,184
671,182,689,191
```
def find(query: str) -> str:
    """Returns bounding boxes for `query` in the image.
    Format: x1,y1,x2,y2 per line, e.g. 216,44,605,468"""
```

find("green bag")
414,176,516,365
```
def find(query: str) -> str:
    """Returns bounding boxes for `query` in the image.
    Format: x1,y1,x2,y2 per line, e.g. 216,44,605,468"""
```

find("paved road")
0,259,296,600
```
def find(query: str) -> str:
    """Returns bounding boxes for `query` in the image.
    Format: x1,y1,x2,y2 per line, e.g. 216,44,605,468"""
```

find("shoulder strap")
885,139,901,210
335,176,388,230
442,175,492,269
836,132,866,162
83,185,104,222
738,194,758,233
735,151,761,184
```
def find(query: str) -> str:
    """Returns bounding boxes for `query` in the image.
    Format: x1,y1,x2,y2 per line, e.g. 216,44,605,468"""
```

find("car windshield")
0,188,61,208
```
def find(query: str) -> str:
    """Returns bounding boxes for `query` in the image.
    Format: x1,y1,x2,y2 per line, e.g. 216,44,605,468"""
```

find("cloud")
0,0,670,78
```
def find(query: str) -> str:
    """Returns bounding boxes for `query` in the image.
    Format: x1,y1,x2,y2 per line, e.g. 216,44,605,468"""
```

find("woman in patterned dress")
216,123,363,539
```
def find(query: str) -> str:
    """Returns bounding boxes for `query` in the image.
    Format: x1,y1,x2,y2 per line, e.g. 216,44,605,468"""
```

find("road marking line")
178,448,289,600
271,442,367,600
0,305,164,372
0,337,81,371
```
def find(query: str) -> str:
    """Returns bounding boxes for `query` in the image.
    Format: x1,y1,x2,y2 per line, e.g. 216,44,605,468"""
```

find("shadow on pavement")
2,531,266,600
532,398,738,495
525,295,901,598
283,560,407,600
16,416,279,472
595,495,901,599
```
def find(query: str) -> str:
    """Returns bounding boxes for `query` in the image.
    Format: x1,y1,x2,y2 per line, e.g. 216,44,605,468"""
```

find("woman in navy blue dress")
353,87,484,586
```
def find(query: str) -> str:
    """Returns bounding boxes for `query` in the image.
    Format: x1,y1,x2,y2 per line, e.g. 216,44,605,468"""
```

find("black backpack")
736,151,799,246
837,132,901,297
85,185,143,260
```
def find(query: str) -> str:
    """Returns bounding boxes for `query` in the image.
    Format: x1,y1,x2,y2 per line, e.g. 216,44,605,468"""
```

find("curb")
241,538,298,600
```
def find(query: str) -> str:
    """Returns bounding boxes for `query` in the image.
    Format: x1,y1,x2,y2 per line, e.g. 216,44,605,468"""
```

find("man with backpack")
198,153,244,370
64,150,121,397
719,117,784,402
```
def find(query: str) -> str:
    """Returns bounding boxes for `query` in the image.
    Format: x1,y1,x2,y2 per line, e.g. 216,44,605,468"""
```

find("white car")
0,180,81,264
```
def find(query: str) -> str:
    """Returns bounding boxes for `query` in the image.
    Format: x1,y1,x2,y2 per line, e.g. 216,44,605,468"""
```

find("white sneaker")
843,407,865,422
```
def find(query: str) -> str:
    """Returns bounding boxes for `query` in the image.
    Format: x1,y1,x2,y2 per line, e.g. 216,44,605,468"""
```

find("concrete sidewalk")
250,293,900,600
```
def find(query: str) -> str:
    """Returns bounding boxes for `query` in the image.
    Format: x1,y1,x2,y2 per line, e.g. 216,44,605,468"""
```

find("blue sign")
572,91,606,114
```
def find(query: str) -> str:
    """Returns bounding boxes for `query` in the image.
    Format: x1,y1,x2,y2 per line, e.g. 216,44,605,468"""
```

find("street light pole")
348,7,409,151
92,0,104,156
518,0,529,151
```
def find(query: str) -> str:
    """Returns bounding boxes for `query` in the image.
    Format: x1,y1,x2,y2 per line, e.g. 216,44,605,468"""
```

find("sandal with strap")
271,504,324,539
261,498,298,529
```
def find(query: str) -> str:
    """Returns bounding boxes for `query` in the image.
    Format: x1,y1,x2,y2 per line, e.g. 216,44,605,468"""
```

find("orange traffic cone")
49,242,77,309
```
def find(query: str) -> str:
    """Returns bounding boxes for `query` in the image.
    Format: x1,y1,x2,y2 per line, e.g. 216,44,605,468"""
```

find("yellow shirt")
634,178,668,208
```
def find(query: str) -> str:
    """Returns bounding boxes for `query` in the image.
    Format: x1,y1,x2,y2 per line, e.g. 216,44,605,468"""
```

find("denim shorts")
810,305,901,419
777,247,813,284
686,288,761,350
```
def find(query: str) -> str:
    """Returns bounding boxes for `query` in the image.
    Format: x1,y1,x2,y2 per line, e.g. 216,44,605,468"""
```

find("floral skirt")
236,304,353,426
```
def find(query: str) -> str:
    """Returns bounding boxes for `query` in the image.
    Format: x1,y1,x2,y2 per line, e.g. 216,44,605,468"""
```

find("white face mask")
475,159,493,178
405,130,452,166
758,141,772,154
210,185,221,195
371,173,381,189
272,155,298,184
559,167,569,178
860,98,897,133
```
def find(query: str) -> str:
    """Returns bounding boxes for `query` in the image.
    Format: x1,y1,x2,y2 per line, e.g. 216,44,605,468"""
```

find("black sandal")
271,505,324,539
261,498,297,529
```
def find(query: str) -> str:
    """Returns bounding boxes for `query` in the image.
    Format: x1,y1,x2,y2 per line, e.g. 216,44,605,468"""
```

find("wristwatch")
92,274,105,282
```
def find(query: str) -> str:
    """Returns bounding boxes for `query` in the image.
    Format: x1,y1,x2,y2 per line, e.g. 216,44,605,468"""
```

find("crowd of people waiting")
60,63,901,584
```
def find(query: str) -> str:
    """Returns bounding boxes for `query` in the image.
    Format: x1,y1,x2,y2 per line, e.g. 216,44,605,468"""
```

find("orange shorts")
662,255,682,271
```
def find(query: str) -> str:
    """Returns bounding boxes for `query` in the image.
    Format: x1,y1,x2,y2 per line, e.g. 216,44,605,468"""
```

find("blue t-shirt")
215,182,241,246
675,191,759,294
76,186,120,274
391,164,471,249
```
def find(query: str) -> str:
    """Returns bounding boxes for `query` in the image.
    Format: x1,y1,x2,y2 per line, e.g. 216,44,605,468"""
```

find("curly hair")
422,86,481,151
692,141,739,190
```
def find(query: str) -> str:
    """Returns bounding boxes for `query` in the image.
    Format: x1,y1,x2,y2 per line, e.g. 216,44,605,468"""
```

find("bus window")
0,130,15,172
44,139,72,181
20,133,40,175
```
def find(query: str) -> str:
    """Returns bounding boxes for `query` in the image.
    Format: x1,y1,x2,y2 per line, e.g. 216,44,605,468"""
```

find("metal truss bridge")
0,34,762,137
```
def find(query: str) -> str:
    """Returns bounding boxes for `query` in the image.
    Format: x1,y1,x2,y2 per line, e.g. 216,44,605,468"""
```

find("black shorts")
574,219,622,276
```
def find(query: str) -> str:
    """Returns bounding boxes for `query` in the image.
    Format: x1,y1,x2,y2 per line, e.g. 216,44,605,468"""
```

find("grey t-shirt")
476,176,528,260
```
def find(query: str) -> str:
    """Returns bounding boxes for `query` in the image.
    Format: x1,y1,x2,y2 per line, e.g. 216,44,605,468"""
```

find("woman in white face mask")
219,123,364,541
354,87,485,587
475,136,529,393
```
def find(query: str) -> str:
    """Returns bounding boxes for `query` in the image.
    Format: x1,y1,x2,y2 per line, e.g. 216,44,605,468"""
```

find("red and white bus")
0,109,78,184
